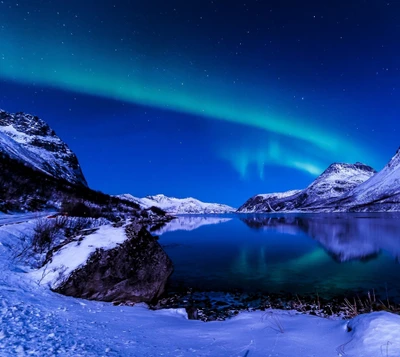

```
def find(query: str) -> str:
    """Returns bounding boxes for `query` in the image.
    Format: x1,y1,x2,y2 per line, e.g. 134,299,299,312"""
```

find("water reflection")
159,214,400,298
150,216,232,235
240,214,400,262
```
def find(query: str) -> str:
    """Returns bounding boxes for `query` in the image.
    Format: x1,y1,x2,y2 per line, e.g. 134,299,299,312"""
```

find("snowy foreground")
1,215,400,356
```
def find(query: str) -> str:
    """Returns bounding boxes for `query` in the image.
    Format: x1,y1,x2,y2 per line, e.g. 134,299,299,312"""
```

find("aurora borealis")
1,0,399,205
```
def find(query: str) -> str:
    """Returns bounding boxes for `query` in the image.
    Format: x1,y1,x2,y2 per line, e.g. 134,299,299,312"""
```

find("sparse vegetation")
262,311,285,333
0,151,140,214
61,200,102,218
342,290,400,318
14,216,109,268
31,218,65,254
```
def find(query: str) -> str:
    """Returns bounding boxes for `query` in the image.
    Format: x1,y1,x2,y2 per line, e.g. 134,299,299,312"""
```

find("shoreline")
150,287,400,322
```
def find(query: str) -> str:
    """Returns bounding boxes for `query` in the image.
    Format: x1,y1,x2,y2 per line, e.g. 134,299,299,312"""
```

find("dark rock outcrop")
55,224,173,303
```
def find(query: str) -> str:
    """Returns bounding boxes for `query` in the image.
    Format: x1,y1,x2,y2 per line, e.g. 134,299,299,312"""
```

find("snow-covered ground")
0,214,399,357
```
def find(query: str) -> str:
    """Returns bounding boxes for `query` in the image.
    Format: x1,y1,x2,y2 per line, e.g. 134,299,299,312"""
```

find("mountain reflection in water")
240,214,400,263
159,214,400,299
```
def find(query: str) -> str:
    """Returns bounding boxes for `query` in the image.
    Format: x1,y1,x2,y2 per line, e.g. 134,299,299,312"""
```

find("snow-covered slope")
117,194,235,214
0,214,399,356
335,148,400,211
0,109,87,186
238,163,376,213
237,190,301,213
31,224,128,290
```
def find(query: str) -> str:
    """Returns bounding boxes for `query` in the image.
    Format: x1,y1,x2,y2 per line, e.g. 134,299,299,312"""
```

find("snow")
0,131,51,177
31,224,129,289
344,151,400,206
0,109,87,186
0,213,399,356
238,163,376,213
0,211,55,226
116,193,144,207
345,312,400,356
257,190,302,200
116,193,236,214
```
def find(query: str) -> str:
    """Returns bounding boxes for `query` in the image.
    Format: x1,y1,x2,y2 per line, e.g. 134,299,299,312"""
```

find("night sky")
1,0,399,207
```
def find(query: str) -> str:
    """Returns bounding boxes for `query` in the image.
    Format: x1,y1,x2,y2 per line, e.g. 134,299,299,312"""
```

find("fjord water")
157,214,400,300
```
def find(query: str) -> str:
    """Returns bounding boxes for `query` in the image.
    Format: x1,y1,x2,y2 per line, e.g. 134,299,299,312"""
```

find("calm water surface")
156,214,400,300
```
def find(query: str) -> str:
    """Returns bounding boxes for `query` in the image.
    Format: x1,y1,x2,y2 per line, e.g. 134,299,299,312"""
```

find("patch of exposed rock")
55,223,173,303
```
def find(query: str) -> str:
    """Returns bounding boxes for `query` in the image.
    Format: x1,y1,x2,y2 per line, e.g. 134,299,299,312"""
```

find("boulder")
55,224,173,303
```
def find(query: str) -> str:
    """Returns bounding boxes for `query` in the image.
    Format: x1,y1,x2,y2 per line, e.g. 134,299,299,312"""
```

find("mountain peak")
322,162,376,176
238,161,376,213
0,110,56,137
0,109,87,186
387,148,400,169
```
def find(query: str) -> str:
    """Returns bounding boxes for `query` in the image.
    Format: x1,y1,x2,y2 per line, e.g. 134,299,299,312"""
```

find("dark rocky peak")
0,110,56,137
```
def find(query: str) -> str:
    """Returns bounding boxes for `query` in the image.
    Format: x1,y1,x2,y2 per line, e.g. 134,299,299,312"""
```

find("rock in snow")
33,222,173,303
238,162,376,213
0,109,87,186
1,209,400,357
117,193,235,214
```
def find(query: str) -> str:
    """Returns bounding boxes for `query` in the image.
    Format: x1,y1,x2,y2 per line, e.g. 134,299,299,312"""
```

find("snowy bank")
30,224,128,289
0,214,399,356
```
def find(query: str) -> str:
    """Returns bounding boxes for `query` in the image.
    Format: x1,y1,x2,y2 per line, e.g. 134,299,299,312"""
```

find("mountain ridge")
238,161,377,213
116,193,235,214
0,109,87,186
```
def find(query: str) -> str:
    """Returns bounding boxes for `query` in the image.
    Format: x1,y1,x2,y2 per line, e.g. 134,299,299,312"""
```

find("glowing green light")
0,28,373,176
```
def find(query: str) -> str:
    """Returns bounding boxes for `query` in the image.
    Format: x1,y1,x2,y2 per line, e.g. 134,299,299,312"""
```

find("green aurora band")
0,29,373,176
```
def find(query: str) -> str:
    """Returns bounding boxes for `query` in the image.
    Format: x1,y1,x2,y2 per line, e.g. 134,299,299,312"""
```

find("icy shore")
0,214,399,357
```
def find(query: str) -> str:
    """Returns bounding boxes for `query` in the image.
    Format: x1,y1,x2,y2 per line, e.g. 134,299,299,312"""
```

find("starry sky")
0,0,399,207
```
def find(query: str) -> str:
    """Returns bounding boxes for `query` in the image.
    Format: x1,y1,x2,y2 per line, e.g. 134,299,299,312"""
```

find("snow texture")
116,194,235,214
238,163,376,213
0,109,87,186
257,190,302,200
0,214,399,357
30,224,129,289
336,149,400,211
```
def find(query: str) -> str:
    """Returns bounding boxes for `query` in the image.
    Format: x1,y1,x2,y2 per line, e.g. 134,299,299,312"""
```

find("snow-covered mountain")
237,190,301,213
0,109,87,186
117,194,235,214
332,148,400,211
238,163,376,213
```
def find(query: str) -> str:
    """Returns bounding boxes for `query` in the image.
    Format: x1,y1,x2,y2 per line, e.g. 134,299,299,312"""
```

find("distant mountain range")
3,107,400,214
117,194,235,214
238,150,400,213
0,108,234,215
